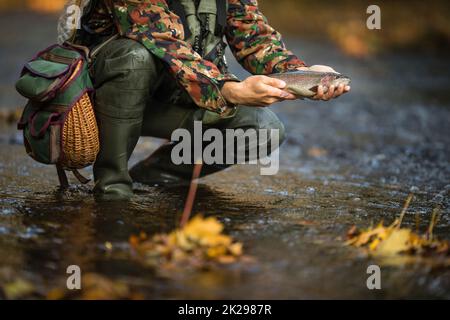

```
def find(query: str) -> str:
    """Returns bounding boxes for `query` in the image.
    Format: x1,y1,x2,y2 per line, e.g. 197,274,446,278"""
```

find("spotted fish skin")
270,71,351,98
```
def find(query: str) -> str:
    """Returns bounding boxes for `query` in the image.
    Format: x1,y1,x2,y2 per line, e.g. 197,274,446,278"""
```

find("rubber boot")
91,38,161,200
93,113,142,200
130,106,286,186
129,142,226,186
130,107,232,186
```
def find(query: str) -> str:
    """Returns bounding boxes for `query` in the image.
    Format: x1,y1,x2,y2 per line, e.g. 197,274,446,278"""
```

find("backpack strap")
167,0,226,40
215,0,227,36
89,33,120,60
167,0,192,40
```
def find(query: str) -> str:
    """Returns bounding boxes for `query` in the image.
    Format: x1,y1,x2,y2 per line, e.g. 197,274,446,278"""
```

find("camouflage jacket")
99,0,306,114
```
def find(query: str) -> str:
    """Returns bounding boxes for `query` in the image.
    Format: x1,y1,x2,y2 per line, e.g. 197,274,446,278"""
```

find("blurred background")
0,0,449,299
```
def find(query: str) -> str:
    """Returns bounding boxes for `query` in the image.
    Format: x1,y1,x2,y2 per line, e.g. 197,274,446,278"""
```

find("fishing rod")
180,162,203,227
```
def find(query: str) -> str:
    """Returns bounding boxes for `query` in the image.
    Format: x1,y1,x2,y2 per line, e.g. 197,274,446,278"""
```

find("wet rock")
306,187,316,194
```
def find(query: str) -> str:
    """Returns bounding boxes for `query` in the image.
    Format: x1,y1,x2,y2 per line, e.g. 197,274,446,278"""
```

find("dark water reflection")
1,163,449,298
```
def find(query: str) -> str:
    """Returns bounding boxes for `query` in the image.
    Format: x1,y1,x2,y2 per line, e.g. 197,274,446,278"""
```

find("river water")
0,12,449,299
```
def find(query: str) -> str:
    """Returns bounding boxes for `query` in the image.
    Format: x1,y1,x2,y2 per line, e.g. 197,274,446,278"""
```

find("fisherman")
68,0,350,200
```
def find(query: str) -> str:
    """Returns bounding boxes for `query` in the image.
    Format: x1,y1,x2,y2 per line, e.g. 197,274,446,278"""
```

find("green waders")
92,38,162,200
93,38,285,200
131,98,286,184
91,0,286,200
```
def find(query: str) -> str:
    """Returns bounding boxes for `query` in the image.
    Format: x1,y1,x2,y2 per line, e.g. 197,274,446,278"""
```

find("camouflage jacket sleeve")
225,0,306,75
110,0,234,114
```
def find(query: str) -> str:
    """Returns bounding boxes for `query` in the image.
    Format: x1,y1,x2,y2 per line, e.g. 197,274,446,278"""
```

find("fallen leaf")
46,288,66,300
296,220,317,226
375,229,411,256
346,197,449,266
217,255,237,264
183,216,224,239
3,279,35,299
307,147,328,158
81,273,130,300
130,215,245,269
229,243,243,256
105,242,113,251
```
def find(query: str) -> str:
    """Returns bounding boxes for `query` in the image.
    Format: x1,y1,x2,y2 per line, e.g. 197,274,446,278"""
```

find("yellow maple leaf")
199,234,232,247
169,231,194,251
207,246,228,258
3,279,35,299
347,223,387,247
345,195,449,265
130,215,245,267
182,215,224,240
229,242,243,256
375,229,412,256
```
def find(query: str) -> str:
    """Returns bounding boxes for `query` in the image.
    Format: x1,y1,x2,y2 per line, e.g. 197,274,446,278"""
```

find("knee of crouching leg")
254,108,286,148
268,119,286,147
104,40,160,88
107,39,156,71
127,43,155,70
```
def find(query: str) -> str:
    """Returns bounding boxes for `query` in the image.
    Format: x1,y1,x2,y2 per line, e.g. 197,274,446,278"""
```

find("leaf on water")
46,288,66,300
295,220,317,226
46,273,143,300
375,229,411,256
104,242,113,251
2,278,35,299
307,147,328,158
183,216,224,238
346,221,390,248
81,273,131,300
229,242,243,256
346,202,449,266
129,215,245,269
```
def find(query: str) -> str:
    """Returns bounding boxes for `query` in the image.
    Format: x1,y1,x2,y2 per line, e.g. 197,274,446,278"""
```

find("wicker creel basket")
16,42,101,187
54,58,99,170
61,92,100,169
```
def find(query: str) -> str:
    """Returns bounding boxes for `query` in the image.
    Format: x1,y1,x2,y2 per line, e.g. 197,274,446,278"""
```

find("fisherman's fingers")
312,85,333,101
261,85,295,100
313,84,351,101
282,93,297,101
312,85,325,100
261,97,283,106
260,76,287,89
325,85,336,100
332,84,345,98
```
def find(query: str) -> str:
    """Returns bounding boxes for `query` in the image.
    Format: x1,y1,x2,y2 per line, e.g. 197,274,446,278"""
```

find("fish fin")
309,85,319,93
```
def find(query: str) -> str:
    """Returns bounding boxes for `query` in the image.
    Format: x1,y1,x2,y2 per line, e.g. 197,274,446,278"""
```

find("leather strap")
56,166,91,188
56,164,69,189
89,33,120,59
72,169,91,184
41,52,77,65
215,0,227,36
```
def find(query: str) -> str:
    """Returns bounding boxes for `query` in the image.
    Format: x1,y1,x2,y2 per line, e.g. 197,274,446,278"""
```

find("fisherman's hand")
221,76,296,107
298,65,351,101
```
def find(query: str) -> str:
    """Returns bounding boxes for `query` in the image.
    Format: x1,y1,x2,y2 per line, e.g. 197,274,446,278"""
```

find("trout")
269,71,351,98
